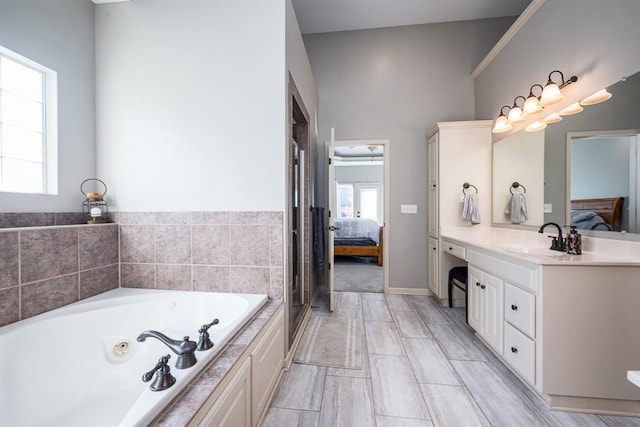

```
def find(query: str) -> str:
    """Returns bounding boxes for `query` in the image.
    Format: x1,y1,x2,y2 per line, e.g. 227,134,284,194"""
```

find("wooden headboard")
571,197,624,231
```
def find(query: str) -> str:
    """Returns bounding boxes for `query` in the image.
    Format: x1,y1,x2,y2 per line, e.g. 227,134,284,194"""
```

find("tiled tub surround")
0,224,119,327
0,211,90,228
115,211,284,300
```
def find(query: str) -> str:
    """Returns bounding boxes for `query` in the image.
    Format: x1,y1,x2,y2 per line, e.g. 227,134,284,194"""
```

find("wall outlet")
401,204,418,214
543,203,552,213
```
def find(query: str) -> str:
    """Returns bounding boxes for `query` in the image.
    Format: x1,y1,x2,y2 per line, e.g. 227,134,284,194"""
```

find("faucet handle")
142,354,176,391
197,318,219,351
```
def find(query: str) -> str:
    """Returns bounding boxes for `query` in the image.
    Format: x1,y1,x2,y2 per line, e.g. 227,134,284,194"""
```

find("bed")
333,218,383,266
570,197,624,231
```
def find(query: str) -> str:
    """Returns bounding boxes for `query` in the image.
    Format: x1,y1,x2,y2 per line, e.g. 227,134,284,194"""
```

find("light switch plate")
401,204,418,214
543,203,552,213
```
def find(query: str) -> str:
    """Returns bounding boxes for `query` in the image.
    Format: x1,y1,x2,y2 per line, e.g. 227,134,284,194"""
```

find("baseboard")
284,304,312,368
387,287,430,296
549,394,640,417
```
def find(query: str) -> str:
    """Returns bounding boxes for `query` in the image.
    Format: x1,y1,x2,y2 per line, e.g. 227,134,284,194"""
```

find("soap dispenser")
566,226,582,255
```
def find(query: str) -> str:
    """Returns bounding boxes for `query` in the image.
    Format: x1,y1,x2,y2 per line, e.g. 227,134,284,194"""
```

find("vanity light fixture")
539,70,578,107
507,96,527,123
541,112,563,124
525,121,547,132
558,102,584,116
523,84,544,114
580,88,612,106
492,105,513,133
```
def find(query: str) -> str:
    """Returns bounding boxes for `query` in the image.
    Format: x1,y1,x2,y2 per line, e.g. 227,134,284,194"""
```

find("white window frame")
0,44,58,195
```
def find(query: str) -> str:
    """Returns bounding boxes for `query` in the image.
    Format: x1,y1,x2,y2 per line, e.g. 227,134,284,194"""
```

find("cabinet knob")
511,304,518,311
511,347,518,354
480,285,486,290
475,282,481,287
448,247,453,250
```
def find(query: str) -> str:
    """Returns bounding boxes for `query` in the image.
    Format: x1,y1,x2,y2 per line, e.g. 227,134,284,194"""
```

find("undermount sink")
496,244,567,259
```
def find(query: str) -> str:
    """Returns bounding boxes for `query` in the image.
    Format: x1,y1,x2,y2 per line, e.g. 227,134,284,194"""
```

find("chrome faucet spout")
538,222,565,252
137,330,197,369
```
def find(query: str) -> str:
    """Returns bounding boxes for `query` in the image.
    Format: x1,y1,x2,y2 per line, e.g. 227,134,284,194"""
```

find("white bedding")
334,218,380,244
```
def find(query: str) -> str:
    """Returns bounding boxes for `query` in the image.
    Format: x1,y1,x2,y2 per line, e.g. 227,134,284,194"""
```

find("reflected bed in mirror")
492,69,640,238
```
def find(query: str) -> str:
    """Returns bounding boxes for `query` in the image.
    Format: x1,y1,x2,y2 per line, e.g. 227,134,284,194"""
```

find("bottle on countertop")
566,225,582,255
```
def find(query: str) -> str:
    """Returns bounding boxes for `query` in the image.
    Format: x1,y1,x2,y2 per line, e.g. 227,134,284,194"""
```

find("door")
428,237,439,296
327,128,336,311
355,183,383,223
483,271,504,353
428,133,439,237
467,266,482,332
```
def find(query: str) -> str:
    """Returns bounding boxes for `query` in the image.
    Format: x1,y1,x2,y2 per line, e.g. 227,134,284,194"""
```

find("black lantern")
81,178,108,224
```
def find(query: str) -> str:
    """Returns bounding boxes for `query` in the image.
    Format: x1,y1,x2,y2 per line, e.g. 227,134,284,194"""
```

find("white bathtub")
0,288,268,427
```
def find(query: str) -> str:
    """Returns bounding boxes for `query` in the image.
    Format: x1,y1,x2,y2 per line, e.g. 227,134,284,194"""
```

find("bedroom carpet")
334,257,383,293
293,314,363,369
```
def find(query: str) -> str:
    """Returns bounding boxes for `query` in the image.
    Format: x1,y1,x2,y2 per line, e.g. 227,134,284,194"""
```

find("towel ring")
462,182,478,195
510,182,527,194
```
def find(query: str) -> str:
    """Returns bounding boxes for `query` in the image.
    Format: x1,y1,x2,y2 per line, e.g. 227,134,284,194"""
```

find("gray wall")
335,164,383,183
475,0,640,122
0,0,96,212
304,17,515,289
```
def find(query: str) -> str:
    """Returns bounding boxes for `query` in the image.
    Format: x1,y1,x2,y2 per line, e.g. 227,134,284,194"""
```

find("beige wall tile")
0,231,19,289
21,274,79,319
21,228,78,283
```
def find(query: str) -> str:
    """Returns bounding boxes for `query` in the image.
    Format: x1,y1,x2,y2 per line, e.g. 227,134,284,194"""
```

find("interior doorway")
326,139,390,302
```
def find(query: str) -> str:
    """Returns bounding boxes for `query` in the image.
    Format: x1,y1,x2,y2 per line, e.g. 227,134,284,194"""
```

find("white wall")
95,0,287,211
304,17,515,289
0,0,95,212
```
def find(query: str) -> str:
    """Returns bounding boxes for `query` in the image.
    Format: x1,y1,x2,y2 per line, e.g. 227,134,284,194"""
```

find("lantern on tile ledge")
81,178,109,224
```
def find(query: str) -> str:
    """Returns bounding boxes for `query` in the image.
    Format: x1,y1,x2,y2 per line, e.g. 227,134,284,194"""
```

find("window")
0,45,57,194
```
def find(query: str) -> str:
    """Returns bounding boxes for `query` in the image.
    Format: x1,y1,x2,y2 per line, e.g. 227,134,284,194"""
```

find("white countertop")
628,371,640,389
440,226,640,266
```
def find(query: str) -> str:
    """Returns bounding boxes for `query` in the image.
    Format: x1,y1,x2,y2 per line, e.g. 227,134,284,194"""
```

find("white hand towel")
462,194,481,225
504,193,528,224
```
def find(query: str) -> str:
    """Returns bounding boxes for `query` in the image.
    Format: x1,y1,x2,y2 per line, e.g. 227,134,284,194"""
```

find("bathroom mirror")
492,68,640,235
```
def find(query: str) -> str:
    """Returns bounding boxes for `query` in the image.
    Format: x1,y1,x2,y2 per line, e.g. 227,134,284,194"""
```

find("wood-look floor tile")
361,292,385,301
411,296,452,325
369,354,430,420
261,407,319,427
451,360,547,426
419,383,490,427
392,310,433,338
318,376,375,427
600,415,640,427
403,338,460,385
548,411,610,427
428,323,486,361
386,294,415,311
363,299,392,322
365,321,404,355
376,415,435,427
336,291,361,310
270,363,326,411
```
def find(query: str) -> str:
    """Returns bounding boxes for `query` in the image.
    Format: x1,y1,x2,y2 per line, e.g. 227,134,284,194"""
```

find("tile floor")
262,291,640,427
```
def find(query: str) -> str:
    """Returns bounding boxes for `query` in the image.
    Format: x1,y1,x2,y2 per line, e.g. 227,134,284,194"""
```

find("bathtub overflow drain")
113,340,132,356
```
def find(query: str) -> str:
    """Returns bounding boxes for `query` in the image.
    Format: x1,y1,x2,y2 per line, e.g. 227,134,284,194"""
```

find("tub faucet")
137,331,197,369
538,222,565,252
142,354,176,391
196,318,219,351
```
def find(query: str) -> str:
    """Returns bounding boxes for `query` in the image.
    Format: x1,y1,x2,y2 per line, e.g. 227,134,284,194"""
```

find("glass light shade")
580,89,612,106
523,95,543,114
525,121,547,132
558,102,584,116
492,115,512,133
540,83,563,106
507,106,524,123
541,112,563,124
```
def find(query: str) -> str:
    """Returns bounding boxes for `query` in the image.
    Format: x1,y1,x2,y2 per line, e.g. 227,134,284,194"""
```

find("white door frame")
325,138,390,294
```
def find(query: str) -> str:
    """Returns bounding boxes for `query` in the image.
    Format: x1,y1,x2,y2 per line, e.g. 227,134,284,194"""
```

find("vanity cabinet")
425,121,492,304
468,265,504,354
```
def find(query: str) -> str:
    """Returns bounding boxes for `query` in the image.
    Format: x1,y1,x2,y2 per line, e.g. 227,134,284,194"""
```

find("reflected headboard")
571,197,624,231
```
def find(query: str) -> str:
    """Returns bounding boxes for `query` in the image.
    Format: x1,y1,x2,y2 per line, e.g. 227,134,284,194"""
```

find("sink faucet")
538,222,565,252
137,331,197,369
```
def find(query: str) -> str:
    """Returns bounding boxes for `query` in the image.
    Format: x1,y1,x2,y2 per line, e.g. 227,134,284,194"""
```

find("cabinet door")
483,271,504,355
428,133,439,237
199,358,251,427
428,237,439,296
467,266,482,332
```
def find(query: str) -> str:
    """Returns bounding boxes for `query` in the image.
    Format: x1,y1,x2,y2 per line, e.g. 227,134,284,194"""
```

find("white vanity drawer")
503,322,535,385
442,240,466,260
504,283,535,338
